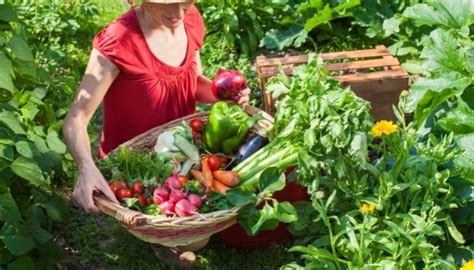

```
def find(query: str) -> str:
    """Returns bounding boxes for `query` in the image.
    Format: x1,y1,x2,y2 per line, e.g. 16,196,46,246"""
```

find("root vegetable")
175,199,197,217
153,188,169,205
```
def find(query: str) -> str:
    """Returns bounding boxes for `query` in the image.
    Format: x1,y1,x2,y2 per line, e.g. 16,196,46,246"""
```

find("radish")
164,175,182,191
169,189,187,204
187,193,203,208
153,188,169,205
164,158,183,191
175,199,198,217
159,201,175,216
211,68,247,102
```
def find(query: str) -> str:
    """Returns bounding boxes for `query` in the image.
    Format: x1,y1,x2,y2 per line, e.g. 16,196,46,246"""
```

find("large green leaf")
454,134,474,179
10,157,45,186
0,52,14,101
7,34,34,62
261,24,307,51
46,131,66,154
15,141,40,159
258,167,286,194
420,29,469,75
251,202,279,235
0,111,26,135
0,144,14,161
0,4,17,22
39,195,69,222
226,189,257,206
0,185,21,222
403,0,473,29
438,105,474,134
2,234,35,257
414,88,459,129
7,256,35,270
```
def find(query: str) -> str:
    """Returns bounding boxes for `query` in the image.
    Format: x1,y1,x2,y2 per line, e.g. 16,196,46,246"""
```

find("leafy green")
403,0,474,29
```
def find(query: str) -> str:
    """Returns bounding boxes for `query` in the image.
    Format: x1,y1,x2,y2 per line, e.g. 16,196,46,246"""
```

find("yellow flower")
361,203,375,215
461,260,474,270
371,120,398,137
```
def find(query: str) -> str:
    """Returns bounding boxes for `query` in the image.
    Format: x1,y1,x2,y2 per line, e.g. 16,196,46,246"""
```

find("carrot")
201,157,214,188
213,170,240,187
190,169,206,187
213,180,231,195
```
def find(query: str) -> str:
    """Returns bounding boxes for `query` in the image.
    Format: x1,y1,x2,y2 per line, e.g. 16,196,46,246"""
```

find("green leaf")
438,106,474,134
251,202,279,235
0,144,14,161
0,185,21,222
46,132,66,154
13,59,37,79
0,52,14,99
10,157,45,186
24,218,52,245
382,17,401,37
305,4,332,32
226,189,257,206
20,102,39,121
260,24,307,51
3,234,35,256
420,29,469,75
445,216,466,244
7,34,34,62
276,201,297,223
403,0,473,29
15,141,39,159
454,134,474,179
7,256,35,270
258,167,286,194
0,111,26,135
39,196,69,222
413,88,459,128
0,4,17,22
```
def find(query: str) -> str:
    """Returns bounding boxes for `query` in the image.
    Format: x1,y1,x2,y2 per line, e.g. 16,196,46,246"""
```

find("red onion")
211,68,247,102
175,199,197,217
153,188,169,205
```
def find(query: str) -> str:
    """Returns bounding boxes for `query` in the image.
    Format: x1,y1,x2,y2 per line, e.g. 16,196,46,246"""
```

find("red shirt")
93,7,205,158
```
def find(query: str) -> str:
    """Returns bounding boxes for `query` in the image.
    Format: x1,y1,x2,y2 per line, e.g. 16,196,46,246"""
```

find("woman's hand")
73,164,119,212
237,87,251,105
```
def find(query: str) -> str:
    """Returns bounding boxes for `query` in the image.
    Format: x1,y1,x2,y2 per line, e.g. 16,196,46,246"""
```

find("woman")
63,0,249,265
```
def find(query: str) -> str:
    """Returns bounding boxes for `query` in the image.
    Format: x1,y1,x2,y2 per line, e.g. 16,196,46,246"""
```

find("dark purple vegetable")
235,134,269,164
211,68,247,102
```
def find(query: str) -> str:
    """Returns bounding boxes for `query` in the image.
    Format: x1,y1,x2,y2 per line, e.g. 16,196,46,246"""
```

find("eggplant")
235,134,269,165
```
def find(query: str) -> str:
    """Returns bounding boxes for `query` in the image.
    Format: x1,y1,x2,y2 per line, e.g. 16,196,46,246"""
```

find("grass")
54,193,301,269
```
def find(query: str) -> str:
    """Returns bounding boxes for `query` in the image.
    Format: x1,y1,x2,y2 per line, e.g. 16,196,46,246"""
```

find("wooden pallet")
256,45,409,120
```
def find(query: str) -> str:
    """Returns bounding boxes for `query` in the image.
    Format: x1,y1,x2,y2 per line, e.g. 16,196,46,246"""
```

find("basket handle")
93,191,147,226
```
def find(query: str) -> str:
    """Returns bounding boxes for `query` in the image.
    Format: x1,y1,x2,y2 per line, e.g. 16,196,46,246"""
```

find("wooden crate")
256,45,409,120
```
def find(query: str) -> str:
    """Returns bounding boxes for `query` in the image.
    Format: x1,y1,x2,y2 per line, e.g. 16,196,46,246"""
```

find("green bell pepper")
205,101,258,154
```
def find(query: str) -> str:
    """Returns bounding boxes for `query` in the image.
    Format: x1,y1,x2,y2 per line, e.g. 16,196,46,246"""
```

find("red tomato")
136,194,148,206
216,156,229,165
116,189,133,202
109,183,119,195
178,176,187,186
115,180,128,189
189,118,206,133
192,130,204,145
207,155,222,171
131,182,144,194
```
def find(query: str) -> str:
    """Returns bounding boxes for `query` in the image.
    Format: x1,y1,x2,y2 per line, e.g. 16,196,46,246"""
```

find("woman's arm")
194,52,218,104
63,49,120,212
194,53,250,105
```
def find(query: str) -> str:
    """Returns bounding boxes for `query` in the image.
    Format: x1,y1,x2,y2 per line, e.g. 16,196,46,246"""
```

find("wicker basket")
93,105,273,247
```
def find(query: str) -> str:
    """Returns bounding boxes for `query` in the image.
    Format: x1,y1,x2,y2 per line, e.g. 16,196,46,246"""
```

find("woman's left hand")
237,87,251,105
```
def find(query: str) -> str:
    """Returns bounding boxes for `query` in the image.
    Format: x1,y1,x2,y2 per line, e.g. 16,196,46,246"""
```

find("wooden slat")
324,57,400,71
333,69,408,82
256,45,392,68
321,45,391,60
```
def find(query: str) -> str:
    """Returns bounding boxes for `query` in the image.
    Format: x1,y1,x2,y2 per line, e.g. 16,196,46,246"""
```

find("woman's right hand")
72,163,119,212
